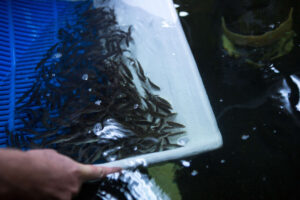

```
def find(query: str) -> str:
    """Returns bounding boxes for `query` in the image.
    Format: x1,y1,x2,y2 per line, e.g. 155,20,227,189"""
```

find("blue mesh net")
0,0,87,147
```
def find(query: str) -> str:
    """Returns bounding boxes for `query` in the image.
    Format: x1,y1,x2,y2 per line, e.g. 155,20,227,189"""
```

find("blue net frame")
0,0,87,147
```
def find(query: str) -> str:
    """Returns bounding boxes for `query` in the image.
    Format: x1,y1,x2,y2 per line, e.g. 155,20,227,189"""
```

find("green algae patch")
148,163,182,200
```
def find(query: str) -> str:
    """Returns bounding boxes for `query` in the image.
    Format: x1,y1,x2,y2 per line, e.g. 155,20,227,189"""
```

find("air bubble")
82,74,88,80
93,123,102,136
179,11,189,17
241,134,250,140
191,170,198,176
52,53,62,59
177,136,189,146
107,155,117,162
269,24,275,29
181,160,190,167
95,100,102,106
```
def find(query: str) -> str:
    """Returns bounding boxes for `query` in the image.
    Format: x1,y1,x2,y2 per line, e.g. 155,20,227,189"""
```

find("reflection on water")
290,75,300,111
94,170,170,200
278,79,292,113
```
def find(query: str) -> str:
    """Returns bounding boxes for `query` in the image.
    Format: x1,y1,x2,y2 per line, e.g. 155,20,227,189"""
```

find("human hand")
0,149,121,200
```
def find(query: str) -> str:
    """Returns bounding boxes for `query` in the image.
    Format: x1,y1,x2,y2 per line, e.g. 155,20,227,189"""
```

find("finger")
78,164,122,181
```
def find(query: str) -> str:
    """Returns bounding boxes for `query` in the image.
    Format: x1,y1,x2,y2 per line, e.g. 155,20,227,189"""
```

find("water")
77,0,299,199
173,0,300,199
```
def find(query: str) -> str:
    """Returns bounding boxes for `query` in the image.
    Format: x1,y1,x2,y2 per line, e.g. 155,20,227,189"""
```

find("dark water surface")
174,0,300,199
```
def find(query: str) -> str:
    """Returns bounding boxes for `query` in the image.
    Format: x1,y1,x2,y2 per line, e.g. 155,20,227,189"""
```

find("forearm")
0,148,121,200
0,148,29,199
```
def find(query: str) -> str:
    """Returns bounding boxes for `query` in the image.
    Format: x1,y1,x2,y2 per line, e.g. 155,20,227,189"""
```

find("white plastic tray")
95,0,222,168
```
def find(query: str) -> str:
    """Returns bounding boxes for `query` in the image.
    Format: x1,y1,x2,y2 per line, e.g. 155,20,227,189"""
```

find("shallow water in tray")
6,4,187,164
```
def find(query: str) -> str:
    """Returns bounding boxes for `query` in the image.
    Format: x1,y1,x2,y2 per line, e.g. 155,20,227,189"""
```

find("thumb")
78,164,122,181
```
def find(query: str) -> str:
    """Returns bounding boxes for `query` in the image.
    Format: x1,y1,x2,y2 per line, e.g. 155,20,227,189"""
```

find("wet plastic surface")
0,0,222,168
95,0,222,168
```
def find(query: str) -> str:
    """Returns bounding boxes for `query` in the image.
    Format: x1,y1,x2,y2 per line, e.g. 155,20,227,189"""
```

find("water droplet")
88,130,91,134
133,146,138,151
269,24,275,29
95,100,102,106
46,93,50,97
177,136,189,146
205,165,209,168
93,123,102,136
52,73,56,77
179,11,189,17
273,130,277,134
161,20,171,28
219,98,224,102
220,159,226,164
269,64,280,73
88,88,92,92
52,53,62,59
107,155,117,162
181,160,190,167
174,3,180,8
82,74,88,81
133,104,139,109
252,127,256,131
134,158,148,167
191,170,198,176
241,134,250,140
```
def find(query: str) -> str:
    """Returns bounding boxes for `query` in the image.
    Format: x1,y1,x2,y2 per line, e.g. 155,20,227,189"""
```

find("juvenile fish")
148,78,160,90
167,121,185,128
